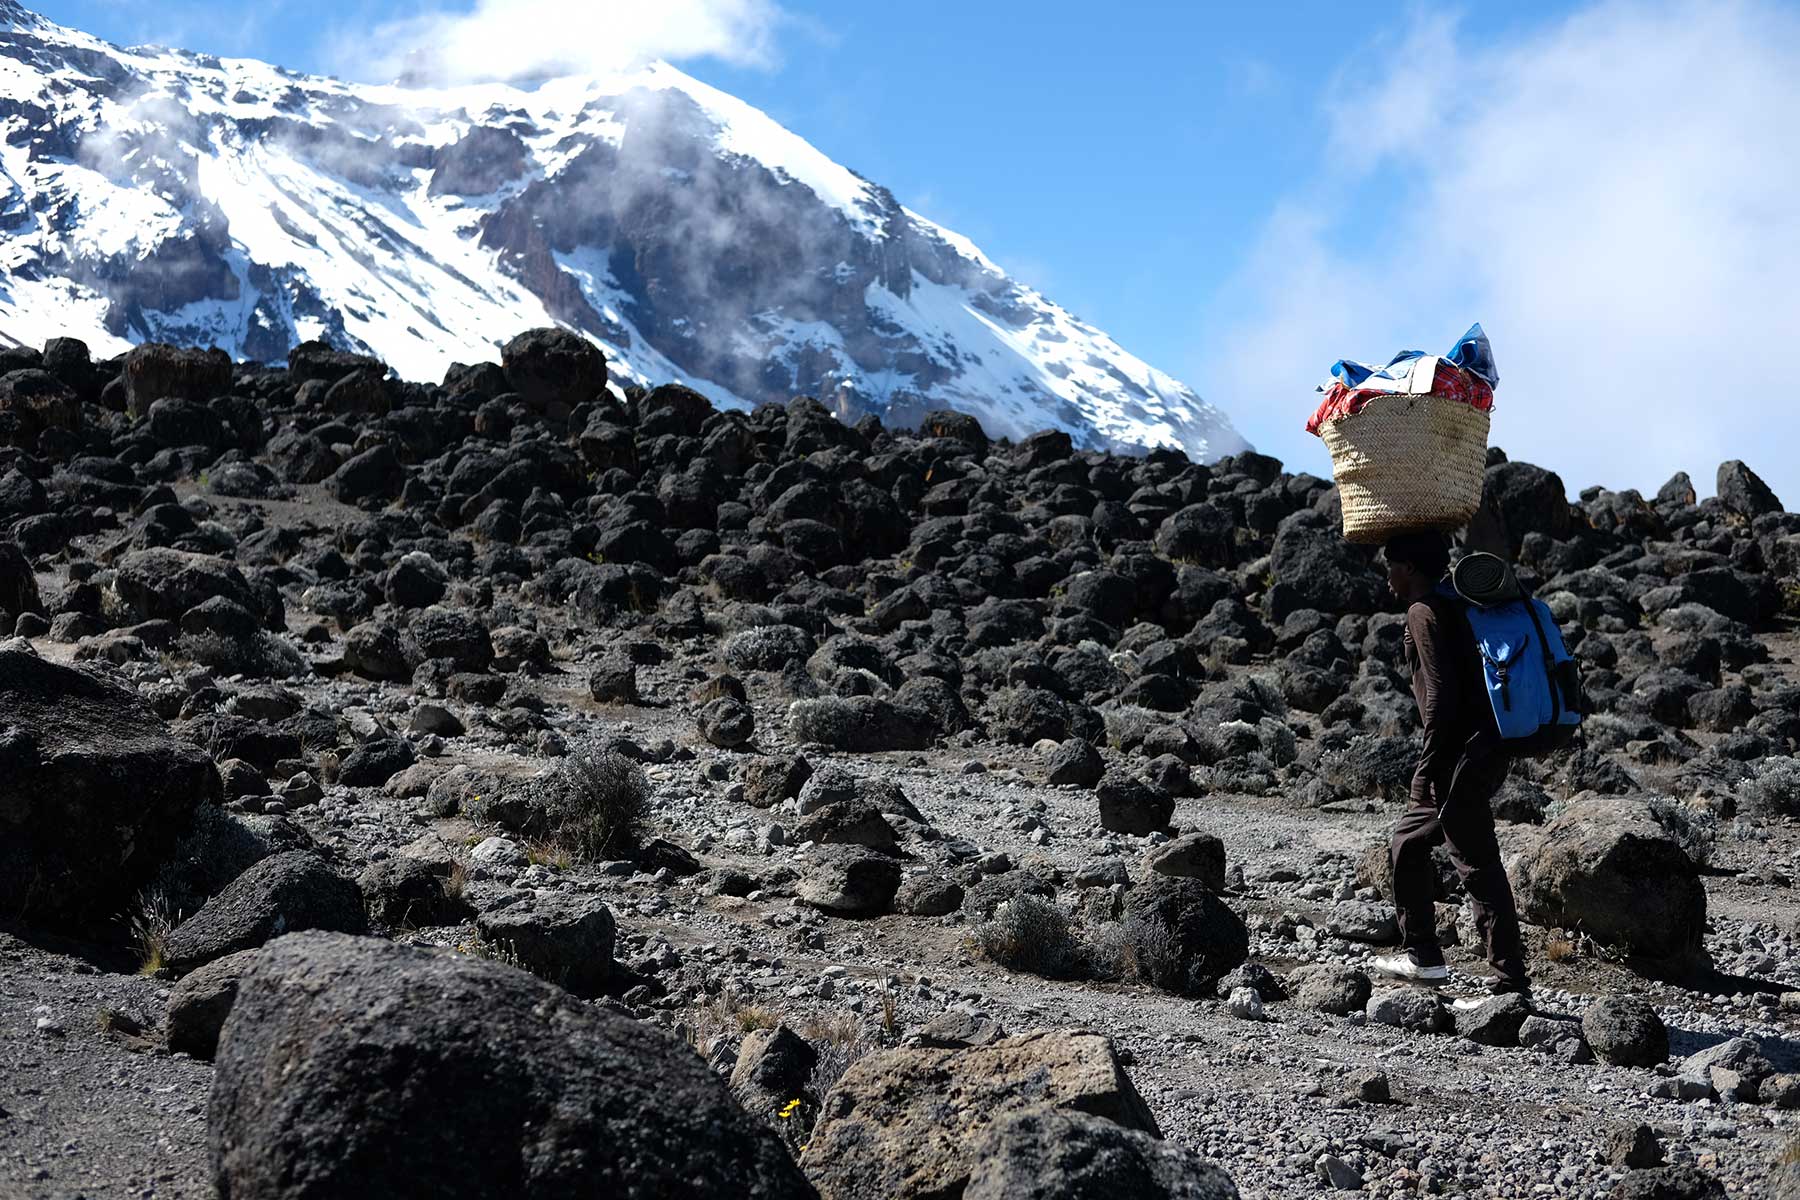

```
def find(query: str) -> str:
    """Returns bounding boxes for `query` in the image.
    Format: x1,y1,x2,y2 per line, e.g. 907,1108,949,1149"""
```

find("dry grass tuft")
736,1004,780,1034
455,936,528,974
128,891,176,977
802,1011,882,1101
523,838,572,871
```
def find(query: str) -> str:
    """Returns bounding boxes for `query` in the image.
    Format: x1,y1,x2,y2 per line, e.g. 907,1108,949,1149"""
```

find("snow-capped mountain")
0,3,1247,459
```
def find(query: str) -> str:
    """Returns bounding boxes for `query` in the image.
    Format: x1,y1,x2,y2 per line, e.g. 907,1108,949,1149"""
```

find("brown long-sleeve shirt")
1402,593,1499,807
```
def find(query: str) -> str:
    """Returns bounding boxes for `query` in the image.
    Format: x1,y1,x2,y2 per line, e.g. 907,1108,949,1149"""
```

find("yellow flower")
778,1099,802,1119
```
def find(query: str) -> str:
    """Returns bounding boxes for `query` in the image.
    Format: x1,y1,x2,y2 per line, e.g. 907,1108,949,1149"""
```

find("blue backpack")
1442,560,1584,755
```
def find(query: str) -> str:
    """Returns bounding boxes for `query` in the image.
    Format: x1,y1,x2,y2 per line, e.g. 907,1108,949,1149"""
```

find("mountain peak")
0,8,1247,459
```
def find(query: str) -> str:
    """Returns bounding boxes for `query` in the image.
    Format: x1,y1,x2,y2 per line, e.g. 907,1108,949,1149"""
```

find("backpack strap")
1520,595,1562,728
1478,640,1525,712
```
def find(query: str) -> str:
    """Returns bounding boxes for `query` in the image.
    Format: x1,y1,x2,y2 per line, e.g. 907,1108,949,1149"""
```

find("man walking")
1370,532,1531,1003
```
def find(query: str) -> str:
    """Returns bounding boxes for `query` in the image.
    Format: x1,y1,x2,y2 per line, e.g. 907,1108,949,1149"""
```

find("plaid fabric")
1306,362,1494,437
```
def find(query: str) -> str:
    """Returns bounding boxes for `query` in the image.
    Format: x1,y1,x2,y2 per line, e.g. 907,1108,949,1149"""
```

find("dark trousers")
1389,753,1528,990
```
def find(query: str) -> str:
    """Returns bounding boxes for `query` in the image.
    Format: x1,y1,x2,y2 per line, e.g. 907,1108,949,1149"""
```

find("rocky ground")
3,331,1800,1199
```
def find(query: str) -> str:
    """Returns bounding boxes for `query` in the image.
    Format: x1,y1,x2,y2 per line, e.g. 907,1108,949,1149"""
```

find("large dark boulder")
1120,875,1249,995
1608,1164,1727,1200
501,328,607,415
322,366,391,416
165,948,263,1060
326,443,405,503
0,650,221,929
0,467,49,520
1513,797,1708,979
344,621,412,681
797,845,902,916
147,396,228,449
474,891,616,997
338,737,417,788
787,695,934,751
403,607,493,673
0,368,81,442
164,851,366,974
639,382,713,438
0,538,42,617
803,1030,1159,1200
209,932,811,1199
115,548,270,627
123,344,232,417
1153,503,1235,568
1095,772,1173,835
287,341,384,388
965,1107,1240,1200
357,857,471,930
731,1023,819,1120
1266,511,1385,622
267,429,341,484
1483,461,1572,555
1715,460,1783,521
1582,995,1668,1067
920,410,989,455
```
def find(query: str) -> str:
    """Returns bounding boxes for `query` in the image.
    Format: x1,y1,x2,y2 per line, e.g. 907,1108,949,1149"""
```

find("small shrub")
1647,796,1720,865
1084,913,1183,988
1738,757,1800,818
530,739,647,860
971,895,1084,979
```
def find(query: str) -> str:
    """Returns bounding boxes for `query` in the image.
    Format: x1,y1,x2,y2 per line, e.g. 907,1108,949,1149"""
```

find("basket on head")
1320,393,1490,544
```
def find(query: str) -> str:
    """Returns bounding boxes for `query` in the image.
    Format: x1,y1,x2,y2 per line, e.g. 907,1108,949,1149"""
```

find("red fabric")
1306,365,1494,437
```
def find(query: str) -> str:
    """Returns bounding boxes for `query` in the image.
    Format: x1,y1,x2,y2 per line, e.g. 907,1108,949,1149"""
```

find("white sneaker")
1369,953,1449,984
1451,989,1532,1013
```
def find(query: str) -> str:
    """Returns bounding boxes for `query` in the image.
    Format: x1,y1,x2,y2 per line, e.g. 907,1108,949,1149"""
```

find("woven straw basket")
1321,393,1490,544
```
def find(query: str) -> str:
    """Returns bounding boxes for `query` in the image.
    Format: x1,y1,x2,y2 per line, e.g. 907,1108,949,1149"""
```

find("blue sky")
33,1,1800,501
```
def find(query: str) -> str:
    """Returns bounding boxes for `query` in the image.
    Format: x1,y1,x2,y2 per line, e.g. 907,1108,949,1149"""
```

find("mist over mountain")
0,2,1246,460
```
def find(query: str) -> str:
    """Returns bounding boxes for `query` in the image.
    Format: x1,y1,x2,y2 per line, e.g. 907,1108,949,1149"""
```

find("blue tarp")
1445,323,1498,388
1327,323,1497,392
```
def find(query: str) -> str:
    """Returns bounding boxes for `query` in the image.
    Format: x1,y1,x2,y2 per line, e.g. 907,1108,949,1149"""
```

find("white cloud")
1199,0,1800,506
339,0,788,86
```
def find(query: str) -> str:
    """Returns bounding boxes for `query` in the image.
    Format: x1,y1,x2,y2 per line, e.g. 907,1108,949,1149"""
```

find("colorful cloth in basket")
1305,324,1497,437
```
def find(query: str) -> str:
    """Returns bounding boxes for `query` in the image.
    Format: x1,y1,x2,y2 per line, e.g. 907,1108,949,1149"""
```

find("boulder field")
2,333,1799,1198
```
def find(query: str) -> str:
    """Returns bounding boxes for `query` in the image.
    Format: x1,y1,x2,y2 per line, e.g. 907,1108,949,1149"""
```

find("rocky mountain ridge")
0,2,1246,461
